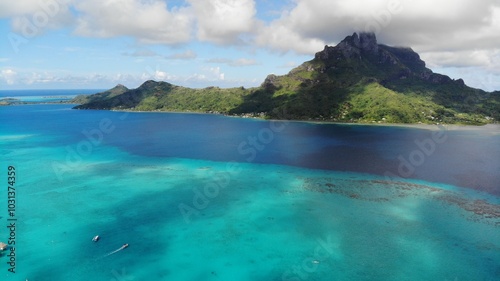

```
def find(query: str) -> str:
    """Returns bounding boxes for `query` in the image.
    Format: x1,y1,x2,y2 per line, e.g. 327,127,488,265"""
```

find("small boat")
92,235,100,242
122,243,129,249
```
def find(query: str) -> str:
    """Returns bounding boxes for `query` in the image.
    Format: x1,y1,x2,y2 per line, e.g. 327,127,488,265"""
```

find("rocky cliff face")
341,32,379,54
315,32,379,61
312,32,466,87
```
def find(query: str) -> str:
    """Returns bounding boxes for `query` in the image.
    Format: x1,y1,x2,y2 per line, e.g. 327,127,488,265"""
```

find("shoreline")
6,102,499,130
105,108,499,131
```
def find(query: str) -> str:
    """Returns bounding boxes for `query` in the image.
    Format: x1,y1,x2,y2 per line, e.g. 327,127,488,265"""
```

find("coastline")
6,101,498,130
104,107,499,130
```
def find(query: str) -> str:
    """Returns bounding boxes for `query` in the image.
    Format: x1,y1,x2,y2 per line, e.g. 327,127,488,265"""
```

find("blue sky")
1,0,499,91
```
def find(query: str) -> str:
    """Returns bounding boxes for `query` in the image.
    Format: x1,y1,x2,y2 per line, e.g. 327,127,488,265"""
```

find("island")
73,32,499,125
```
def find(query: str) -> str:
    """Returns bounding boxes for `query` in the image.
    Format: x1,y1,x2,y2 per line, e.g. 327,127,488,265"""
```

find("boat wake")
101,244,129,258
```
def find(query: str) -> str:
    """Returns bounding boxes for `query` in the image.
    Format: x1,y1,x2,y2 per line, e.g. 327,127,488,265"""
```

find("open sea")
0,90,499,281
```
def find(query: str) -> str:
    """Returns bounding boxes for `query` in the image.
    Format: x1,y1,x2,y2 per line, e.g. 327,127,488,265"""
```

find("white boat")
92,235,100,242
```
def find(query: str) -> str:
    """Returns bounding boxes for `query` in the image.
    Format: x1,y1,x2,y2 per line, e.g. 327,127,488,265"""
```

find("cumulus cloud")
188,0,259,44
0,69,17,85
4,0,74,37
256,0,500,56
374,0,500,52
0,0,64,17
0,1,37,18
208,66,225,80
2,0,260,46
255,0,378,54
421,50,493,68
3,0,497,59
252,0,500,86
255,22,325,54
0,68,78,86
73,0,193,44
153,70,175,81
185,66,225,83
0,67,228,89
1,0,499,90
1,0,499,58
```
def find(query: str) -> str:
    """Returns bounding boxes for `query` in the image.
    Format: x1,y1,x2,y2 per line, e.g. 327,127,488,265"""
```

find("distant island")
73,32,499,125
0,98,21,105
0,96,75,106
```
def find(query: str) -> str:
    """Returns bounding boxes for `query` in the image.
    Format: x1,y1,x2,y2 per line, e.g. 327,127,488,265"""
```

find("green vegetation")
135,86,248,112
73,33,499,125
72,84,129,104
343,82,487,124
75,81,249,113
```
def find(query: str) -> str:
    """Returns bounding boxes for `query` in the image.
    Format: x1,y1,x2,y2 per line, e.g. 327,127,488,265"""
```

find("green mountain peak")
73,33,499,125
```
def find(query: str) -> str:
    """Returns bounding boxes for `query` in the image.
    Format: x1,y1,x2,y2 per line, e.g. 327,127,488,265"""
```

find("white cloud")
255,22,325,54
1,0,499,59
73,0,193,44
209,66,225,80
188,0,259,44
3,0,496,59
185,66,225,83
375,1,500,52
251,0,500,92
255,0,500,56
0,68,220,89
0,69,17,85
255,0,372,54
421,50,493,68
0,0,54,17
3,0,74,37
153,70,175,81
1,0,499,91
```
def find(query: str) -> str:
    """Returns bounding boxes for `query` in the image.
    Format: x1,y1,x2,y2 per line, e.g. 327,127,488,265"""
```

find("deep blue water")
3,103,498,195
0,97,499,280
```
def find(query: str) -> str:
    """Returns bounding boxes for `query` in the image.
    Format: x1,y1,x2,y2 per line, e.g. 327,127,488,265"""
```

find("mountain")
71,84,129,104
73,32,499,124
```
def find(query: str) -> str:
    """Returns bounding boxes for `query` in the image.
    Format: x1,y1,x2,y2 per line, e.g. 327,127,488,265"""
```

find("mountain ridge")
73,32,499,125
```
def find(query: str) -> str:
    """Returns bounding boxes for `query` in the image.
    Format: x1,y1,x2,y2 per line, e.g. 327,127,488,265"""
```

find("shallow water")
0,103,498,280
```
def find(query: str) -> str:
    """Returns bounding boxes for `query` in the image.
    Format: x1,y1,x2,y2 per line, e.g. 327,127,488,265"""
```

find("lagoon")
0,102,499,280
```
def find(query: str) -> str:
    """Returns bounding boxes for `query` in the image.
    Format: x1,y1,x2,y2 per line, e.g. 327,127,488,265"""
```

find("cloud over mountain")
2,0,499,55
0,0,499,90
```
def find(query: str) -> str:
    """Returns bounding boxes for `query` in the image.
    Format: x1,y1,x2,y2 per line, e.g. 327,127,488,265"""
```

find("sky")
0,0,499,91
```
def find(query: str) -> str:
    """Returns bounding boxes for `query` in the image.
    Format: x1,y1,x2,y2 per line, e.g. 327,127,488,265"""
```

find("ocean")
0,91,499,280
0,89,101,103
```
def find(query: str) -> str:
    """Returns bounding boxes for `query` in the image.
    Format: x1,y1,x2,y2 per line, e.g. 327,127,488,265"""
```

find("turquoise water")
2,96,76,102
0,103,499,280
0,89,102,103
